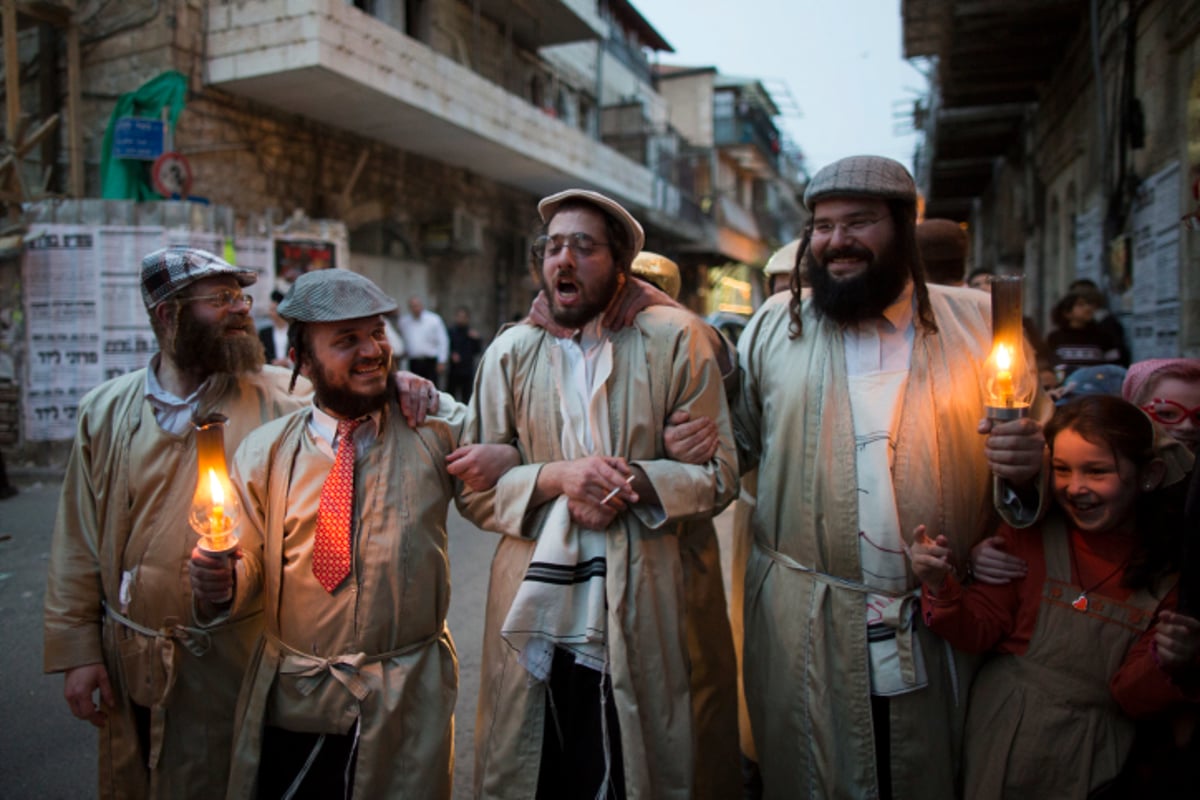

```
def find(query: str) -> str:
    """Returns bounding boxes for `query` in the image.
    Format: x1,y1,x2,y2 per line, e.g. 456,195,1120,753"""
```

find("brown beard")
169,303,265,376
305,354,395,420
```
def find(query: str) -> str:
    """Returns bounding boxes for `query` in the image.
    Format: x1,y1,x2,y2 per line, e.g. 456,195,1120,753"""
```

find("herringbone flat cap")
803,155,917,210
277,269,397,322
141,246,257,308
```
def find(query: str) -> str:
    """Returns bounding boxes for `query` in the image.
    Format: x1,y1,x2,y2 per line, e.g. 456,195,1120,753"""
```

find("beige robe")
732,285,1049,800
458,308,739,800
224,394,463,799
42,366,306,800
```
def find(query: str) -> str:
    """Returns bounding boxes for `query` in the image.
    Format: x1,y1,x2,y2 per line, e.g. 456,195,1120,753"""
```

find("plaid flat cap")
141,246,257,308
804,155,917,210
277,269,397,322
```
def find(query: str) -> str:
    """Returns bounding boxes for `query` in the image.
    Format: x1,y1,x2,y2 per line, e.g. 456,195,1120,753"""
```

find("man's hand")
1154,611,1200,670
602,277,679,331
979,416,1045,484
566,497,620,531
969,535,1027,585
446,444,520,492
549,456,638,508
64,663,115,728
395,371,439,428
906,524,954,593
526,291,572,339
188,546,236,607
663,410,718,465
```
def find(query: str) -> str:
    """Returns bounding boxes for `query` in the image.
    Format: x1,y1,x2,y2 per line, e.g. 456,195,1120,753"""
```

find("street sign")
151,152,193,198
112,117,165,160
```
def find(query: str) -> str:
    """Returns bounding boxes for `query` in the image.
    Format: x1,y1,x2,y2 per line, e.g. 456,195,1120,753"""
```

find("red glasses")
1141,398,1200,426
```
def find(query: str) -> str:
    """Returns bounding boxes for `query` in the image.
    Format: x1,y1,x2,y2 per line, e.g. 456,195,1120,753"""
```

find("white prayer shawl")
501,332,614,679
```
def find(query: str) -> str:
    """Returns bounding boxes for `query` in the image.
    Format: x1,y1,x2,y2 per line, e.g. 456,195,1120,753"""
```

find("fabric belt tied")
269,628,444,703
754,536,924,684
104,604,221,769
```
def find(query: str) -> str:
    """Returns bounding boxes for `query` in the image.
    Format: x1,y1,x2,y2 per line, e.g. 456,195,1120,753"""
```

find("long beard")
170,306,265,375
309,361,395,420
809,240,910,325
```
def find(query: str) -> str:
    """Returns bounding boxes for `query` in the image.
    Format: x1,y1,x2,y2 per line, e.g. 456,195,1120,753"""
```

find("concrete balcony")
205,0,655,208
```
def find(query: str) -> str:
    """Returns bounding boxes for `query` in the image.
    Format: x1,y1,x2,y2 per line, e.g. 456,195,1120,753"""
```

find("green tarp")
99,71,188,200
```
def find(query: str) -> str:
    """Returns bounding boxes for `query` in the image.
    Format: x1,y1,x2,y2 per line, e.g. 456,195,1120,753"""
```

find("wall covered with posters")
12,200,348,443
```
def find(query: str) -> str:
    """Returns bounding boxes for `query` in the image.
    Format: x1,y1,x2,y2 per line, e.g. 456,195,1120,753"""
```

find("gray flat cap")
277,269,397,322
538,188,646,255
803,155,917,210
141,246,257,308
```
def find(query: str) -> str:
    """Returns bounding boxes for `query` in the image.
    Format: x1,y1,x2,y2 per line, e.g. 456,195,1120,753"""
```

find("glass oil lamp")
188,413,241,559
983,275,1036,420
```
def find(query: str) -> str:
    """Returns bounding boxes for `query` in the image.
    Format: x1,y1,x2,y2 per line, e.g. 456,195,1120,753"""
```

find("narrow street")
0,475,734,799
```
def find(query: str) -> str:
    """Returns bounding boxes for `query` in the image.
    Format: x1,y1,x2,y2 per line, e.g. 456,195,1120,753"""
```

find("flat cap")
631,251,681,300
277,269,397,322
141,246,257,308
764,238,802,277
804,155,917,210
538,188,646,256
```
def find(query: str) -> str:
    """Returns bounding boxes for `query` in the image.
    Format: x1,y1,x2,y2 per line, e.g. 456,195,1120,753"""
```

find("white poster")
22,227,103,440
1073,204,1104,285
1129,161,1182,360
97,226,166,379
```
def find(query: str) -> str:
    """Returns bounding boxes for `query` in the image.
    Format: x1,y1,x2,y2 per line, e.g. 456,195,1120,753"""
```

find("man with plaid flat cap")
188,268,515,799
731,155,1051,799
43,249,439,799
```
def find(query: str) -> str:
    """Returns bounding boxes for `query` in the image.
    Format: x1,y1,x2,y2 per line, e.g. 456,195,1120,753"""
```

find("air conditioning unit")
453,209,483,253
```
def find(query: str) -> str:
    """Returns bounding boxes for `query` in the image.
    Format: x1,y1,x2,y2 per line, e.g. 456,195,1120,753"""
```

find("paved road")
0,475,734,798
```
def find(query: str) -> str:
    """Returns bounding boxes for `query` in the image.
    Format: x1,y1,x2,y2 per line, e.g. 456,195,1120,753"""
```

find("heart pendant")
1071,594,1089,612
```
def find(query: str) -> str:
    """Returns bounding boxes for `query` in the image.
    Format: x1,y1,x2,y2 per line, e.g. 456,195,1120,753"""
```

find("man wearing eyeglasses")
732,156,1051,799
42,247,438,799
458,189,739,799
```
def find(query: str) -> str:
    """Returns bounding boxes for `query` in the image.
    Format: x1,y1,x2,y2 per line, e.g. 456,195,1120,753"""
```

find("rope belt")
104,604,220,769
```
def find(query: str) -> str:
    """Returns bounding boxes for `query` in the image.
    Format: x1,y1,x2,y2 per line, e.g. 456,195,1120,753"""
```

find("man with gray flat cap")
732,155,1051,798
43,246,310,799
189,269,514,799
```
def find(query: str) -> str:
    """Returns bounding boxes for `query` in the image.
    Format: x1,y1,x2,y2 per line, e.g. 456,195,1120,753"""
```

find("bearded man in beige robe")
188,269,513,799
733,156,1050,799
43,249,439,800
459,189,738,799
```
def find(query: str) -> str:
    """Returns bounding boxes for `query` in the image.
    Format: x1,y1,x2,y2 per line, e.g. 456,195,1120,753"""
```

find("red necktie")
313,417,365,593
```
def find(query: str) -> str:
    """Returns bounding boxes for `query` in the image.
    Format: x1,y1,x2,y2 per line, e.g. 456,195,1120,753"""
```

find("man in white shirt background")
398,294,449,383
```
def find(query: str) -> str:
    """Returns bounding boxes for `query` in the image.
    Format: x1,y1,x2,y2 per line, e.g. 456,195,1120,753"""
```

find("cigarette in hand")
601,474,635,506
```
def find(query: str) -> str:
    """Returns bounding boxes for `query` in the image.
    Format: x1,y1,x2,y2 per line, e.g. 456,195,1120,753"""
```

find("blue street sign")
112,117,165,160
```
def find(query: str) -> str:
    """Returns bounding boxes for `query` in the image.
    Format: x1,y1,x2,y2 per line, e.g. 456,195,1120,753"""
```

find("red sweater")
920,521,1197,717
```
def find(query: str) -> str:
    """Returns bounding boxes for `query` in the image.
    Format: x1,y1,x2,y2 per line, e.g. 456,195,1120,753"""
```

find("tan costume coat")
223,395,463,799
732,286,1048,799
43,366,304,800
459,308,739,800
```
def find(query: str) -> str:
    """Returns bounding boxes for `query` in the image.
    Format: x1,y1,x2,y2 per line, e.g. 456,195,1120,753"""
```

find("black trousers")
871,694,893,800
258,725,358,800
536,647,626,800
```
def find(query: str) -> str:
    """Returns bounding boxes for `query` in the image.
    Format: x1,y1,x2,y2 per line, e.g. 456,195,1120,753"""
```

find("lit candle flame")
208,468,227,546
994,343,1015,407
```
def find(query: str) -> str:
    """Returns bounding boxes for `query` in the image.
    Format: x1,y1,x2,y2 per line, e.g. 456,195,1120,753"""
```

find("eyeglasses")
811,216,886,238
178,289,254,311
531,233,610,261
1141,398,1200,426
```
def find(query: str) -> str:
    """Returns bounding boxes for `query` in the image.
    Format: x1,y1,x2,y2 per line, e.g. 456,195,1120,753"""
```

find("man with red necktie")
189,269,516,799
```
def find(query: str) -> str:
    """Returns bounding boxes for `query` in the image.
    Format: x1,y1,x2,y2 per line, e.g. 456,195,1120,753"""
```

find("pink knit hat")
1122,358,1200,403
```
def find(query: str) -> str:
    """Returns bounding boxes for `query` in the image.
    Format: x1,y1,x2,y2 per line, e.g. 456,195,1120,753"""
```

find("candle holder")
983,275,1036,420
188,413,241,561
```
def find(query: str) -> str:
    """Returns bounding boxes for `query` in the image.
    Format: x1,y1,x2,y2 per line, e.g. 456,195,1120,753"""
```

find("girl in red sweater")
910,395,1199,799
